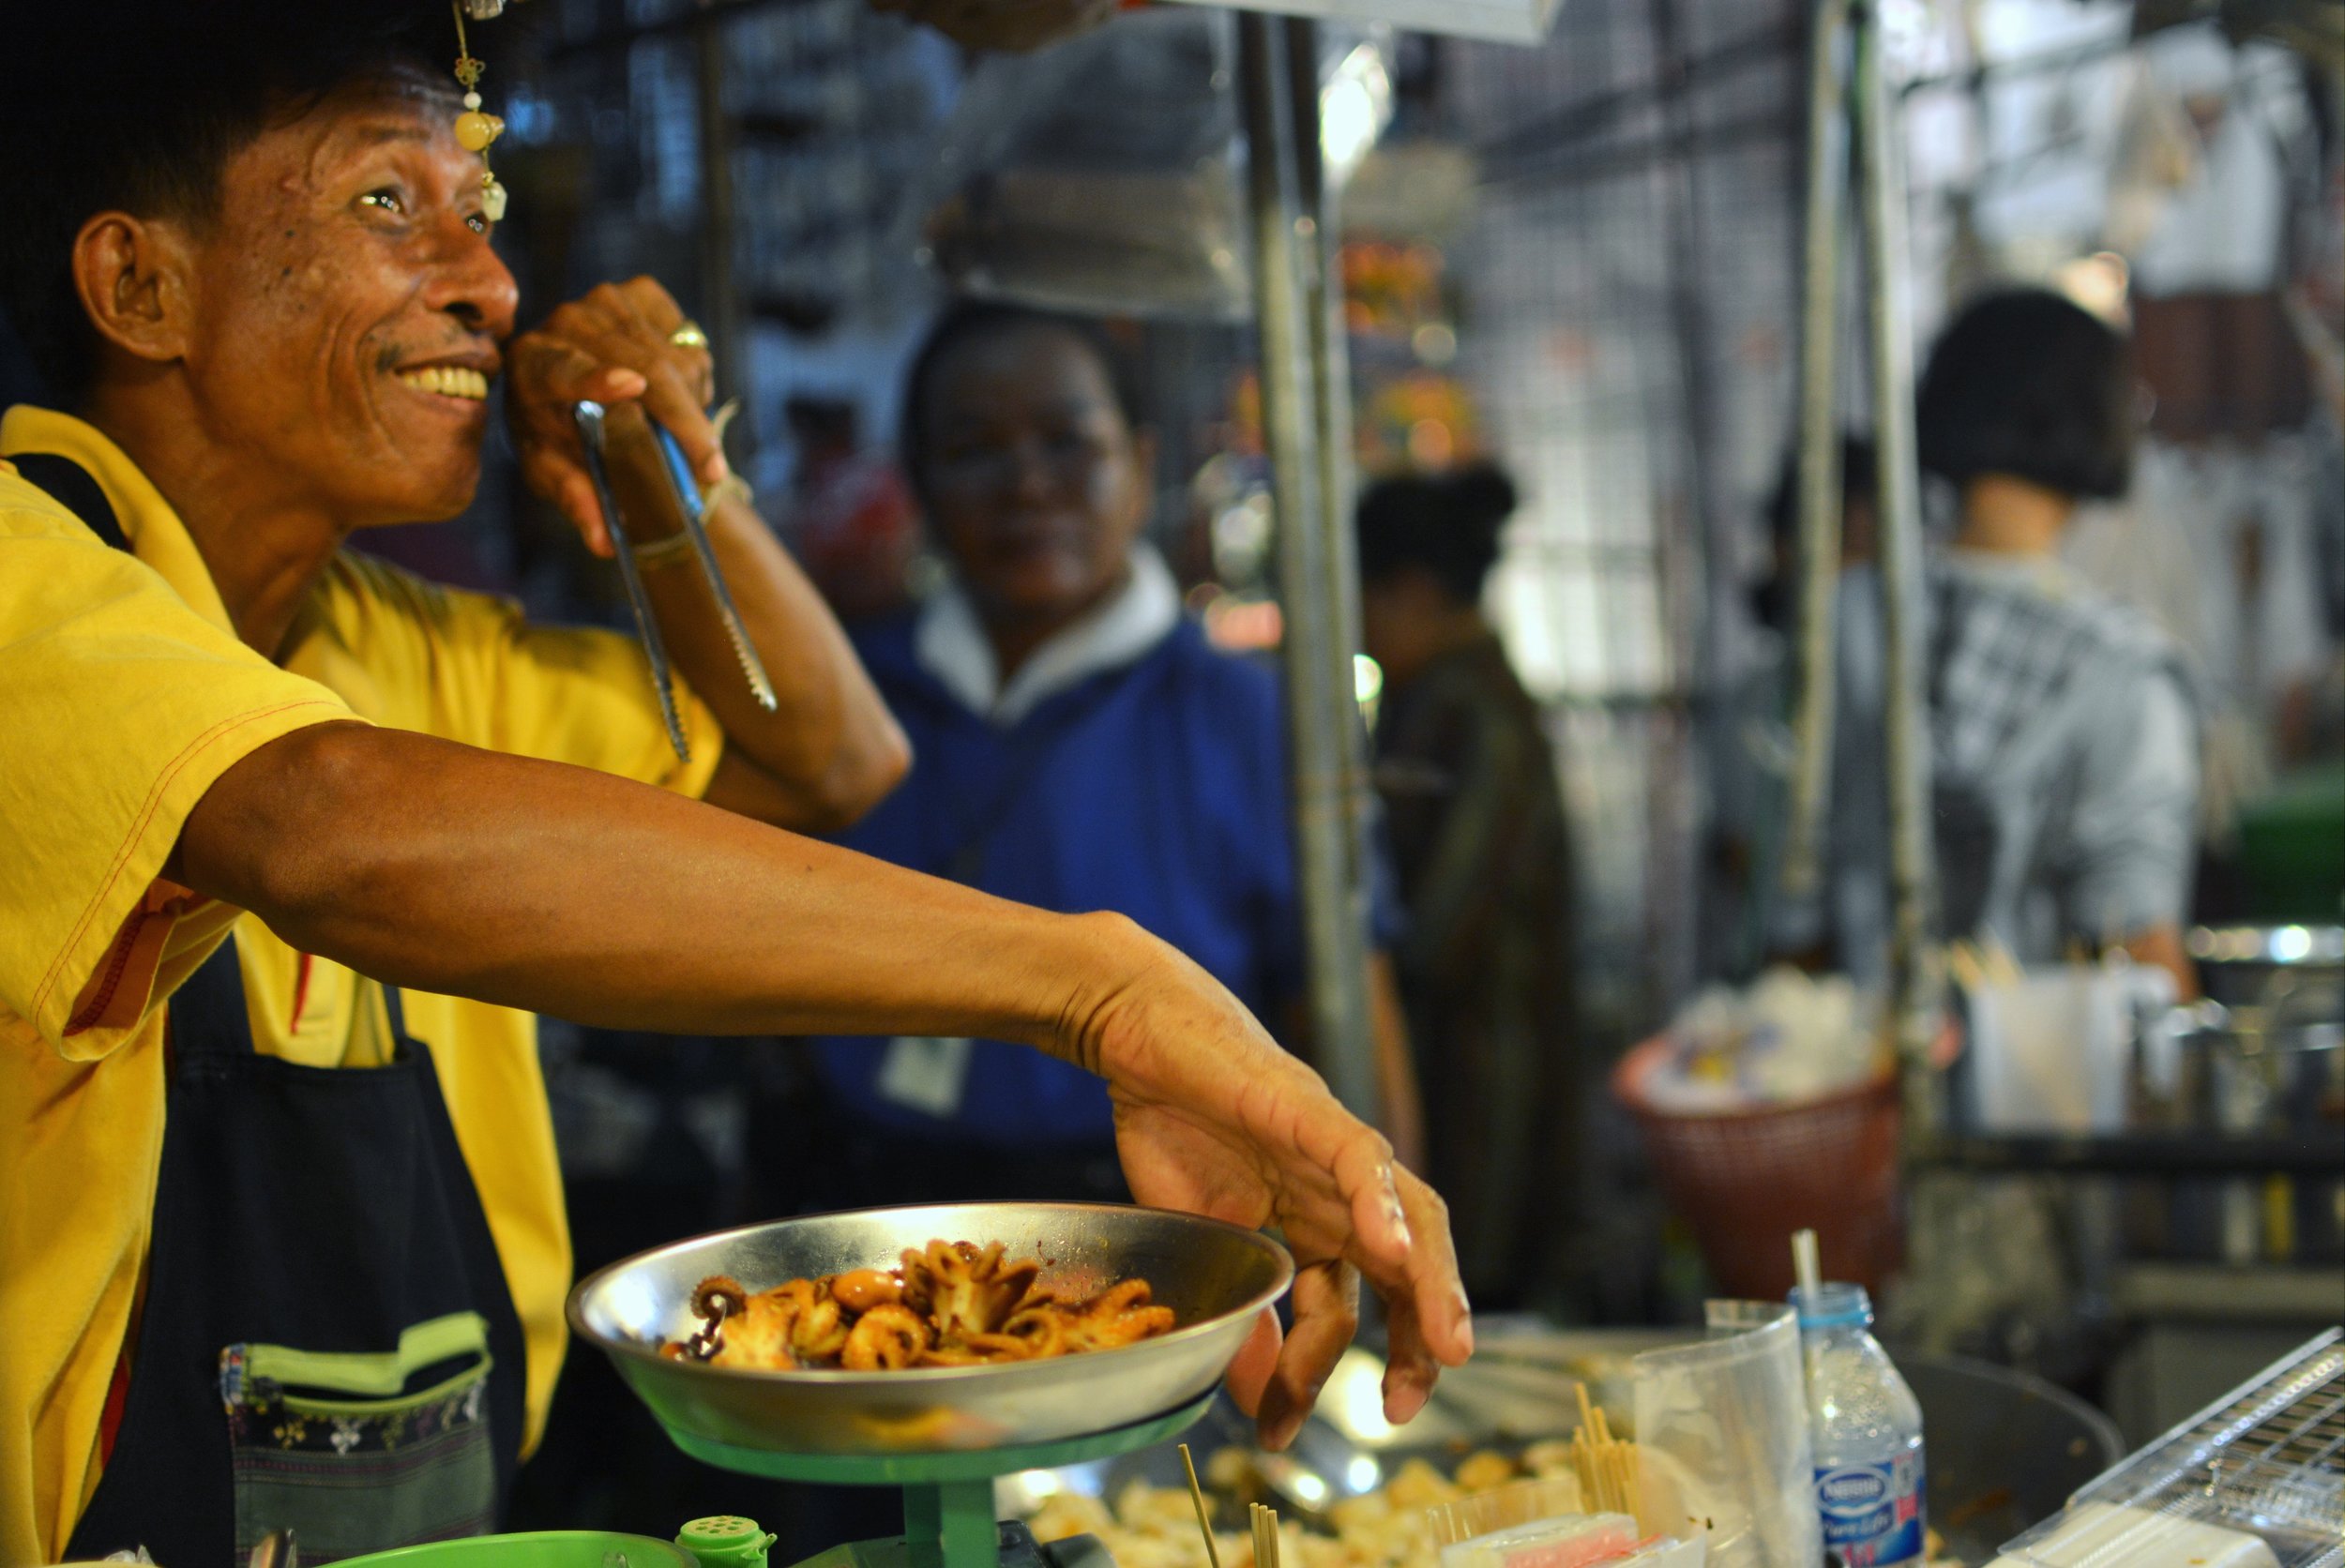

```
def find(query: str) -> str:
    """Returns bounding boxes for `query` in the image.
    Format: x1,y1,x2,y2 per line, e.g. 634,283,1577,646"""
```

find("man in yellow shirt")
0,4,1468,1562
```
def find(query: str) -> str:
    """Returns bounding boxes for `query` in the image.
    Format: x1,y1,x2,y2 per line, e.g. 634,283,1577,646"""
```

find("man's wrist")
1030,910,1158,1078
626,528,696,568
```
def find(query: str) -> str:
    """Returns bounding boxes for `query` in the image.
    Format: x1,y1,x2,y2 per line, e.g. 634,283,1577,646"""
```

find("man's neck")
1952,475,2073,559
83,388,351,660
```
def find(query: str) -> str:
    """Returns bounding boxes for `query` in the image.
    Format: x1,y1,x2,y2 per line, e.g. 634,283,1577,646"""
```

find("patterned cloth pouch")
219,1312,498,1562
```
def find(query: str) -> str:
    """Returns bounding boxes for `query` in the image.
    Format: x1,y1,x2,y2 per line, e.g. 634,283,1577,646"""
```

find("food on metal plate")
663,1239,1176,1370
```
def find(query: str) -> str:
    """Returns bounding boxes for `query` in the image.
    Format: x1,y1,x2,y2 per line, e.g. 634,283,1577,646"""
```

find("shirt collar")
1941,545,2078,598
1,404,235,636
915,544,1182,728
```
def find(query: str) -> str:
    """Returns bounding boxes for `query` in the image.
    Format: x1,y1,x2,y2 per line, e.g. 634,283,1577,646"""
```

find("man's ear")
70,211,197,370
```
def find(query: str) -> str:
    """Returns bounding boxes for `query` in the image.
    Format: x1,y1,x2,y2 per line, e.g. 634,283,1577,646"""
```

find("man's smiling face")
177,70,518,527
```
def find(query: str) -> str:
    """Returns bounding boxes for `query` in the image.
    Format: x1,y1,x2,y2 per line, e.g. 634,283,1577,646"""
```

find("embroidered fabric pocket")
219,1311,497,1562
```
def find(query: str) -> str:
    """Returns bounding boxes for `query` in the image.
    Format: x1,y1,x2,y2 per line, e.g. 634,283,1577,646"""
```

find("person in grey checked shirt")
1911,287,2201,999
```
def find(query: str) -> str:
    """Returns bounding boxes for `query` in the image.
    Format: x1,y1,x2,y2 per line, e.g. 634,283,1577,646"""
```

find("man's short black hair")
897,300,1145,507
0,0,451,407
1354,463,1520,605
1915,287,2136,502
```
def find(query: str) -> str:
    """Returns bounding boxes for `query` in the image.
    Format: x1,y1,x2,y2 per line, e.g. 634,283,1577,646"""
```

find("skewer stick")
1179,1444,1224,1568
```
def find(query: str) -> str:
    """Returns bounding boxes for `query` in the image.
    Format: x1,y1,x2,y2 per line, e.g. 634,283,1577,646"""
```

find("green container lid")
676,1515,777,1568
342,1531,696,1568
2237,761,2345,922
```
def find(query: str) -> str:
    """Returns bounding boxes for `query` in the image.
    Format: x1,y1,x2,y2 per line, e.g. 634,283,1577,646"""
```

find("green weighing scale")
675,1393,1215,1568
563,1203,1295,1568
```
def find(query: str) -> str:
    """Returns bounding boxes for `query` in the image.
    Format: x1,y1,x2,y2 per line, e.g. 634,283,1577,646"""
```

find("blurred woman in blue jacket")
796,303,1421,1207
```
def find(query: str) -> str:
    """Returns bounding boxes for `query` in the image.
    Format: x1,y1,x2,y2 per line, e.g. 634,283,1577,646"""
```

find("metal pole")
1286,16,1379,1047
694,0,747,413
1238,13,1380,1121
1646,0,1733,998
1853,0,1942,1112
1779,0,1852,905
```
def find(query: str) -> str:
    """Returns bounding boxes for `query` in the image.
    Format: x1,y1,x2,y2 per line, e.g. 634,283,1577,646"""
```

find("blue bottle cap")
1789,1280,1873,1328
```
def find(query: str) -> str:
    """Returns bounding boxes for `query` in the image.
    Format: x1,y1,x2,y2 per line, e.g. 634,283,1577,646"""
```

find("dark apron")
16,452,526,1566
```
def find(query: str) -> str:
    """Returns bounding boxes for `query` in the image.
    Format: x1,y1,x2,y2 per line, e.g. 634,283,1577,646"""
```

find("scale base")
667,1393,1212,1568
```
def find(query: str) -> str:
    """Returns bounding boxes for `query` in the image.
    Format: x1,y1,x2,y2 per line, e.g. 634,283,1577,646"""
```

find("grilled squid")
665,1238,1176,1371
841,1304,932,1370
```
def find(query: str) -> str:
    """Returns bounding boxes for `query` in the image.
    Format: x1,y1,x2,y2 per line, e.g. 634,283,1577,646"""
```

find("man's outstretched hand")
1066,922,1474,1450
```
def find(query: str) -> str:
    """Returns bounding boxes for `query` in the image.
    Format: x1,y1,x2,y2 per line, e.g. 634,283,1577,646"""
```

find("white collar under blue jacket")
913,544,1183,729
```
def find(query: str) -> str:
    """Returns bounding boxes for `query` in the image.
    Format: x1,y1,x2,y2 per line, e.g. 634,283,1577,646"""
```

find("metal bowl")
568,1202,1294,1455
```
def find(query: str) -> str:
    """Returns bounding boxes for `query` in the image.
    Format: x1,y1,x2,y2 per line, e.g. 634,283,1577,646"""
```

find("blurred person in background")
788,301,1425,1211
1914,288,2201,997
770,394,919,623
1741,437,1896,988
1355,465,1576,1310
1748,293,2201,1000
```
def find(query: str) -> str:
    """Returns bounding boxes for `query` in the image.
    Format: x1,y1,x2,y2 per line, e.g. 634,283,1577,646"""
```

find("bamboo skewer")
1250,1502,1283,1568
1179,1443,1224,1568
1568,1383,1643,1520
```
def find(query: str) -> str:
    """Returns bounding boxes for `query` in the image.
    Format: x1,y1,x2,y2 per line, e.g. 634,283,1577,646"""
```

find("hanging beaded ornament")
450,2,509,221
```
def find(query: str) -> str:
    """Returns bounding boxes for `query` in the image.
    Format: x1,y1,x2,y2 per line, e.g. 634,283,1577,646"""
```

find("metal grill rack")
2001,1329,2345,1568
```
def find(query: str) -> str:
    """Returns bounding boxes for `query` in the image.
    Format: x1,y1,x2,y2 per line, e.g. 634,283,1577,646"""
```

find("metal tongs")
573,400,778,761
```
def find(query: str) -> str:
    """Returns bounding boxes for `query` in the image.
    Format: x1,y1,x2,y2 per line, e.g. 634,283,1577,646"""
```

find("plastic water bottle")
1791,1281,1926,1568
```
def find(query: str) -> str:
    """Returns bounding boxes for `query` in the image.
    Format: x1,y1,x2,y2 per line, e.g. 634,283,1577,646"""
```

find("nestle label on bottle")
1812,1454,1925,1566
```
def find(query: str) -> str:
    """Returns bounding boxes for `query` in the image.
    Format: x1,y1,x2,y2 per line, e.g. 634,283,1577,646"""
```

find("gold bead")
455,111,506,153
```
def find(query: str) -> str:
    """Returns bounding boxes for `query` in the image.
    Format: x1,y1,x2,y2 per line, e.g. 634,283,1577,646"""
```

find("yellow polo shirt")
0,407,724,1562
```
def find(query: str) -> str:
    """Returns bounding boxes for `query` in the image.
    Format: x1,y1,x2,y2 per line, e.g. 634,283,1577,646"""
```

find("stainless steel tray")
568,1202,1294,1455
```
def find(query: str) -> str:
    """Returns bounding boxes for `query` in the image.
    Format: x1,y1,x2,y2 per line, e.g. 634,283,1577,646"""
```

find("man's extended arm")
168,719,1471,1444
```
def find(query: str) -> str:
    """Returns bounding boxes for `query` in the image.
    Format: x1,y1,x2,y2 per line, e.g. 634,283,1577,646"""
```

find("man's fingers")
637,359,728,488
521,447,613,555
1311,1114,1407,1270
1252,1260,1359,1451
1221,1308,1283,1420
564,473,613,556
609,274,688,335
598,277,719,407
534,279,722,483
1377,1170,1471,1367
521,335,646,408
1379,1292,1441,1426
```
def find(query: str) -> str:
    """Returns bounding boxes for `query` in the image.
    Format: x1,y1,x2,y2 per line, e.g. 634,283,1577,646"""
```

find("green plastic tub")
341,1532,697,1568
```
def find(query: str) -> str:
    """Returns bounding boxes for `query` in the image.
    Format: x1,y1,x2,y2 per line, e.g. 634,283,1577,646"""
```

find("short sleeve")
2060,661,2200,938
295,552,724,798
0,476,357,1051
